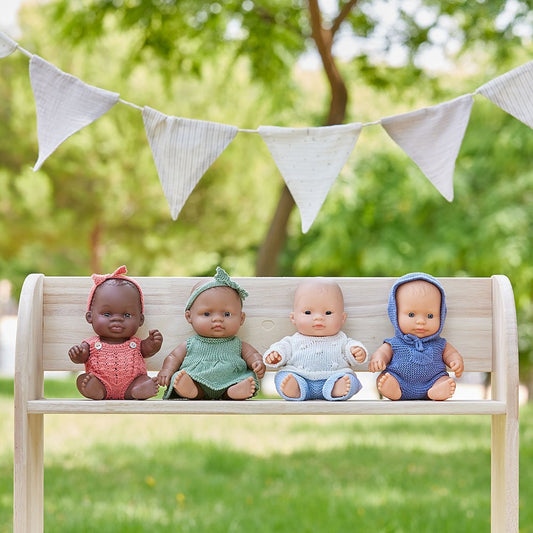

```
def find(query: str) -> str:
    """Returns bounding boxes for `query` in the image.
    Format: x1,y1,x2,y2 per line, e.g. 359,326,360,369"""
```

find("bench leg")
491,413,519,532
14,413,44,533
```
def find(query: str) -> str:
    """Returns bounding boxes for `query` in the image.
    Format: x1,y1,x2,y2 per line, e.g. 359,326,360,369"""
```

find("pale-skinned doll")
156,267,266,400
68,265,163,400
369,272,464,401
263,279,367,401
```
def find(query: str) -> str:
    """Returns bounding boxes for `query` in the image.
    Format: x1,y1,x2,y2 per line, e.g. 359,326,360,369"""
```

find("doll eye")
304,310,311,315
427,313,434,319
203,312,210,316
325,311,332,315
224,312,231,317
103,312,111,317
408,312,415,317
124,313,132,318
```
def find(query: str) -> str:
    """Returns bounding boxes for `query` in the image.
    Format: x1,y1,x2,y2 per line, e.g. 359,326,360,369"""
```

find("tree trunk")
255,1,355,276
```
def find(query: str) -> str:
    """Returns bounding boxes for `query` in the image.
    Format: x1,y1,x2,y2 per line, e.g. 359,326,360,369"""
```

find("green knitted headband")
185,267,248,311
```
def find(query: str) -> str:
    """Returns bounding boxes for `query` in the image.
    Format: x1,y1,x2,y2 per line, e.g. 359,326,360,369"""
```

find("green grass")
1,377,532,532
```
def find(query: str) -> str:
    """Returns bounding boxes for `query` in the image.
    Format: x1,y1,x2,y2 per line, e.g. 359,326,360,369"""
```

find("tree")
48,0,532,274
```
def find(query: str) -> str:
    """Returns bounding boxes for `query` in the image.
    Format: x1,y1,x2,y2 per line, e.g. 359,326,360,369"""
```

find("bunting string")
0,31,531,232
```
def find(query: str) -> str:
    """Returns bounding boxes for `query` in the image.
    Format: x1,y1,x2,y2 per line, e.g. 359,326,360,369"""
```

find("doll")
68,265,162,400
263,279,367,401
156,267,266,400
369,272,464,401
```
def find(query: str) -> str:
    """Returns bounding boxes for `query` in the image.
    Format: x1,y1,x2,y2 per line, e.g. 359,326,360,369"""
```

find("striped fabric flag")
258,123,362,233
142,106,238,220
381,95,474,201
30,56,119,170
477,61,533,129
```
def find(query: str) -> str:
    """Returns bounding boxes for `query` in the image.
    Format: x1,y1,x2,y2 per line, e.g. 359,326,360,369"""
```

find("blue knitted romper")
382,272,450,400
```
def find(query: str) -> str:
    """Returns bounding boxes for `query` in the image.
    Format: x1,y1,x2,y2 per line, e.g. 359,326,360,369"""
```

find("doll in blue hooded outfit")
369,272,464,401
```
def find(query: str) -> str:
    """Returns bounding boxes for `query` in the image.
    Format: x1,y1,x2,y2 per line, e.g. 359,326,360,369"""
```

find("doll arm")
241,341,266,379
68,342,90,364
346,340,368,364
140,329,163,358
368,343,393,372
442,342,464,378
263,337,291,368
156,342,187,387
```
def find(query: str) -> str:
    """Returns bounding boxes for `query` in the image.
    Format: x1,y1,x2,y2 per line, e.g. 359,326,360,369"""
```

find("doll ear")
139,313,145,326
85,311,93,324
240,312,246,325
290,312,295,324
341,312,347,324
185,310,192,323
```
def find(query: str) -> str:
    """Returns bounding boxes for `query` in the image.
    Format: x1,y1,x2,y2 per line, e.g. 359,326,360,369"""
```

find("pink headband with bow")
86,265,144,312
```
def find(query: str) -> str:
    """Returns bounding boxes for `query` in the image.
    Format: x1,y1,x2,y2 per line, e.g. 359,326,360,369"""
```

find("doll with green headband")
157,267,266,400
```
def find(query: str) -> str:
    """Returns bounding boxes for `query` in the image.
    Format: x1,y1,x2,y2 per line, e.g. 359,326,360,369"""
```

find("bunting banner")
29,55,119,170
381,95,474,201
0,31,531,231
143,106,238,220
477,61,533,129
0,32,17,58
258,124,362,232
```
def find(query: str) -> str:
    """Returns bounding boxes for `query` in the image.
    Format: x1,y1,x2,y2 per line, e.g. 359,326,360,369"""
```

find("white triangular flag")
30,55,119,170
0,32,17,58
477,61,533,128
142,106,238,220
381,95,474,201
258,123,362,233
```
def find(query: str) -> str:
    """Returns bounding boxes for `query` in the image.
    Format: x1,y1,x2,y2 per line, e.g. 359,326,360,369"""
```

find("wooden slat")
27,398,506,416
41,276,493,372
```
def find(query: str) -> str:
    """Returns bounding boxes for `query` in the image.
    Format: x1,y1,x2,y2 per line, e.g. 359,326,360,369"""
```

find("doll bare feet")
226,377,256,400
77,373,106,400
279,373,301,399
173,370,203,399
377,372,402,400
332,375,352,398
126,375,159,400
428,376,456,401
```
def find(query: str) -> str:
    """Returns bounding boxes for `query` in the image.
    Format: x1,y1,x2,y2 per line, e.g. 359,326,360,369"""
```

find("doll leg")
376,372,402,400
427,375,456,401
226,377,257,400
125,375,159,400
77,373,107,400
274,371,309,401
323,373,362,401
173,370,204,399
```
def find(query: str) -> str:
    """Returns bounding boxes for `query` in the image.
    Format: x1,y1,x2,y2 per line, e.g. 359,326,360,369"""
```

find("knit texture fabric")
384,272,449,400
84,335,147,400
163,335,258,400
264,331,367,381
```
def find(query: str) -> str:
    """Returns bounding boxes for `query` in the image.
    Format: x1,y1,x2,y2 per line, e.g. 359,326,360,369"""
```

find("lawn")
1,377,531,532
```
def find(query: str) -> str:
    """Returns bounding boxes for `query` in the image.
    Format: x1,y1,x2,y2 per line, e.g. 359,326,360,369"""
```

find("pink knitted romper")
84,335,147,399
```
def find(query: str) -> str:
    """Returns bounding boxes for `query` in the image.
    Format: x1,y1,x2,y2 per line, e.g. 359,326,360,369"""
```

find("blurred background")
0,0,532,397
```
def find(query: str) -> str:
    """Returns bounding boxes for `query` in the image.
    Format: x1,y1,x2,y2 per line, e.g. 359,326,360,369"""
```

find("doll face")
396,281,441,338
185,286,245,338
290,281,346,337
86,281,144,344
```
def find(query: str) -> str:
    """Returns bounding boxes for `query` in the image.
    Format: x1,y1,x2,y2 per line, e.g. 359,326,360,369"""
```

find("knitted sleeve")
263,335,294,368
344,338,368,366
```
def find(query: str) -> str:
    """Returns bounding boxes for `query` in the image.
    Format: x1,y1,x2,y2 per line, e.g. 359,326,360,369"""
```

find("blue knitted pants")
274,371,362,401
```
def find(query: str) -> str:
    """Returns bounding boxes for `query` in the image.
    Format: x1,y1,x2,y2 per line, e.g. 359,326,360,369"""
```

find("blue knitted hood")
387,272,447,350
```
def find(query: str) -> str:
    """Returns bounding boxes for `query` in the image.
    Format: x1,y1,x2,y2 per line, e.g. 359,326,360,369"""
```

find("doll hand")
265,351,281,365
368,357,387,373
156,370,173,388
252,360,266,379
350,346,366,363
448,359,464,378
68,343,89,364
142,329,163,358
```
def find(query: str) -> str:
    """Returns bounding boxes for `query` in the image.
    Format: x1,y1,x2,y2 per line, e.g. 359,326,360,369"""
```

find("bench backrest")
40,276,494,373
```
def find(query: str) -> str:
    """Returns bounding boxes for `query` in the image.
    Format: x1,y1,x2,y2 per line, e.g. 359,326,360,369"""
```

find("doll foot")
331,375,352,398
227,377,256,400
280,373,301,399
377,372,402,400
174,370,202,399
77,373,106,400
428,377,456,401
128,376,159,400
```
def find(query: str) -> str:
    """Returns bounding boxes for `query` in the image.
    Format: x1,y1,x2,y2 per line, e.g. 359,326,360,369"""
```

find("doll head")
184,267,247,338
85,265,144,343
388,272,447,341
290,279,346,337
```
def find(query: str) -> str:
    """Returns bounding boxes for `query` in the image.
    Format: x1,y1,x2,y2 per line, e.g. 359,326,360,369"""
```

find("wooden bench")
14,274,519,532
